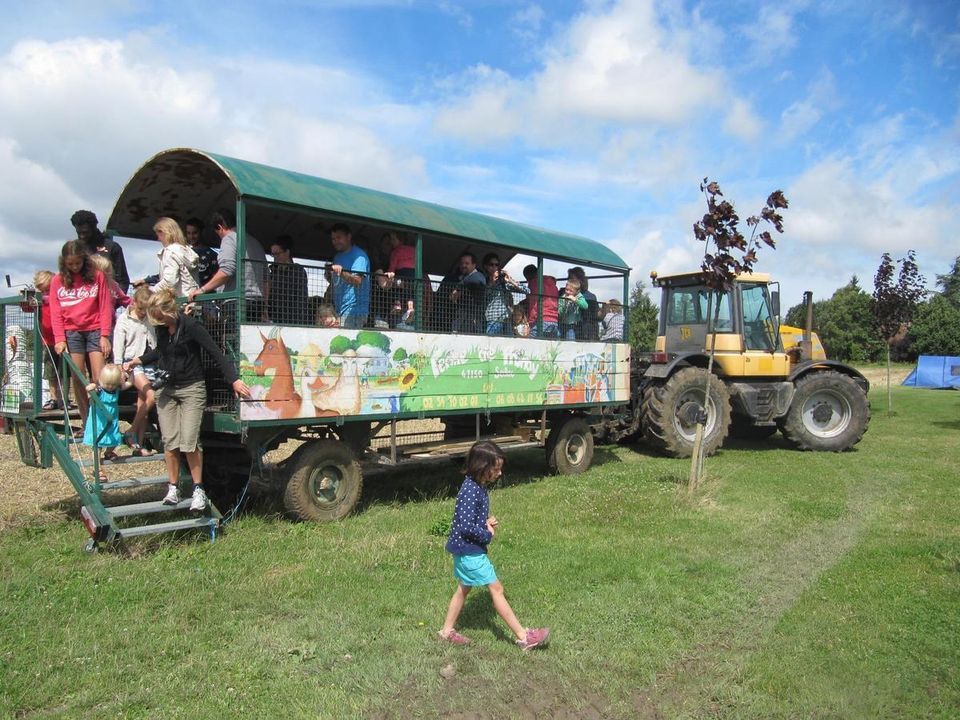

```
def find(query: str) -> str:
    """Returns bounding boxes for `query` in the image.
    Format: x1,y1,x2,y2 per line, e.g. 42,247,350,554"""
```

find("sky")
0,0,957,310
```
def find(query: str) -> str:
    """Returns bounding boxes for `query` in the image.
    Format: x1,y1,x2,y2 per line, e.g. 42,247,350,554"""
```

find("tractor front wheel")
779,371,870,451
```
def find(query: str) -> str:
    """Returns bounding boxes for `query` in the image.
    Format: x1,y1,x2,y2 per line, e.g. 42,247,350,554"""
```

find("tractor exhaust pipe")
800,290,814,361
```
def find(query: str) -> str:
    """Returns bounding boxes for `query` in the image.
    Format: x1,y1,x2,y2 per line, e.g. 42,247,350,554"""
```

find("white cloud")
740,6,799,66
435,0,731,148
511,4,545,41
437,1,473,29
433,66,522,144
531,0,720,125
724,98,763,142
0,35,433,283
779,67,840,142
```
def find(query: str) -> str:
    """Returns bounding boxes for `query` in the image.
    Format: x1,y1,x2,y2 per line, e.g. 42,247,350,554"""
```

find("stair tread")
78,453,165,468
99,475,186,490
115,516,220,539
107,498,193,517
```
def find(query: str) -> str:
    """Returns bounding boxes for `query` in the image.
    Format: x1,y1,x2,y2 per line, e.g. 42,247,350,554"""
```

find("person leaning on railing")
187,208,267,322
123,288,251,512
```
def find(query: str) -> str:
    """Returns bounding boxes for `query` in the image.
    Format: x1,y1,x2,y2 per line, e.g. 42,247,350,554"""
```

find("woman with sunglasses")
481,253,526,336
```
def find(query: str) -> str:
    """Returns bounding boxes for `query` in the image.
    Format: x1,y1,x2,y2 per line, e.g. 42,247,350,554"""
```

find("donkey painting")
253,329,302,419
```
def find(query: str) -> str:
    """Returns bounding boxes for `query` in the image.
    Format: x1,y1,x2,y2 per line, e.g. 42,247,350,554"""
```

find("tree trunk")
886,344,892,417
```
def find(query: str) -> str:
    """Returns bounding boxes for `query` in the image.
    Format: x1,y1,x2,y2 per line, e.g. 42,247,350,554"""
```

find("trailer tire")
641,367,731,458
779,371,869,452
283,439,363,521
546,417,594,474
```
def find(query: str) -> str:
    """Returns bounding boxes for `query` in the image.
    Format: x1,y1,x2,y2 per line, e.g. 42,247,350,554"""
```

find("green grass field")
1,384,958,718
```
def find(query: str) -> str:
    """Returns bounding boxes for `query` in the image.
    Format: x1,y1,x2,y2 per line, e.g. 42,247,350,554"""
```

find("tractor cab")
651,271,792,378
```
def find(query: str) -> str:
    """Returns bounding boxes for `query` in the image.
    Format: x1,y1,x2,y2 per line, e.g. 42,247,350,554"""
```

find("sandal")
101,450,120,462
131,446,156,457
42,399,59,411
96,469,109,483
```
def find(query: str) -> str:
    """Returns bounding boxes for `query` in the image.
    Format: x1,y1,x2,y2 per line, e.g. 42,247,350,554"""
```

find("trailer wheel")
283,439,363,521
546,417,594,474
641,367,731,458
779,371,870,451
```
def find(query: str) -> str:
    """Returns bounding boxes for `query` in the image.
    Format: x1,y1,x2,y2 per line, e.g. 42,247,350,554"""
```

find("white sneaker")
189,486,208,512
162,484,180,505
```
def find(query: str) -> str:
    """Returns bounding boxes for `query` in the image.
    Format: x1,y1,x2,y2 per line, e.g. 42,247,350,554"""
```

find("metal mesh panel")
1,297,41,414
244,259,609,340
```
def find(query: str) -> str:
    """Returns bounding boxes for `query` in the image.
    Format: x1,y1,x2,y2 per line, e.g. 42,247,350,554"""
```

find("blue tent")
902,355,960,389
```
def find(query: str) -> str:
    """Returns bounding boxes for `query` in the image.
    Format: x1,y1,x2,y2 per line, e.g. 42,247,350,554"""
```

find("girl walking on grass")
439,440,550,650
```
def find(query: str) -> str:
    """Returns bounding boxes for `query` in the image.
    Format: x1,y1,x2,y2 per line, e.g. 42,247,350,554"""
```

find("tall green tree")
791,277,885,363
628,282,658,353
872,250,926,414
935,255,960,307
909,294,960,356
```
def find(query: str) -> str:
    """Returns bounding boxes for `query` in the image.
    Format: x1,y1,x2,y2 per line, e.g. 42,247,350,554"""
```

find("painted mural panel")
237,326,630,422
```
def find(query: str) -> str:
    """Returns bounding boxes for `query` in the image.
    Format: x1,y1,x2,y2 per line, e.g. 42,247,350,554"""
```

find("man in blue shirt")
329,223,370,329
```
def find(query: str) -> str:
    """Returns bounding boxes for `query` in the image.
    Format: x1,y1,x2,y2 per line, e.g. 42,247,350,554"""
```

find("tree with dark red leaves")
873,250,926,415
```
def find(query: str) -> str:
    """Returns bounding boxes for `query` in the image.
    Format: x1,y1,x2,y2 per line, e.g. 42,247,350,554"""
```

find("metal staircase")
35,416,223,552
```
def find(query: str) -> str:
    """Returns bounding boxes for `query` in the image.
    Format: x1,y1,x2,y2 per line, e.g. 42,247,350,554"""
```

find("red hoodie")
526,275,559,324
39,294,55,347
49,270,113,345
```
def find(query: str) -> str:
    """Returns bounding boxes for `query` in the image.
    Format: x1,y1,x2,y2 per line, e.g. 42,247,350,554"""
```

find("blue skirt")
453,553,497,586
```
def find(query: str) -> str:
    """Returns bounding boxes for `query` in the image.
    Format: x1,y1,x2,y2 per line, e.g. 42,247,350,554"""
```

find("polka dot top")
445,476,493,556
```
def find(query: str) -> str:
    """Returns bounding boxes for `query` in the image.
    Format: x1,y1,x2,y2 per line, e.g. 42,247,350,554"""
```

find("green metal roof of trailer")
106,148,629,271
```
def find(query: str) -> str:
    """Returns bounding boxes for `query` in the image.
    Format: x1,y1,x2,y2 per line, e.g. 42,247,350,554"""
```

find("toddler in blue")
439,440,550,650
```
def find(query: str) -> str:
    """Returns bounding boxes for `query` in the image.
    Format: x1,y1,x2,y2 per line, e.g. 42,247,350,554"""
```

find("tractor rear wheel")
779,371,869,451
641,367,731,458
284,439,363,521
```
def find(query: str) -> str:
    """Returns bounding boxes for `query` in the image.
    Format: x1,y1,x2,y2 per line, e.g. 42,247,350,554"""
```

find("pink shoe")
438,629,471,645
516,627,550,650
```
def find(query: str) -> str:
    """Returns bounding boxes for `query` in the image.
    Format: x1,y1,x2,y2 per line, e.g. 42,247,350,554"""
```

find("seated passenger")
316,303,340,328
512,304,530,337
396,299,416,331
558,278,587,340
600,299,625,341
567,266,599,340
522,265,559,338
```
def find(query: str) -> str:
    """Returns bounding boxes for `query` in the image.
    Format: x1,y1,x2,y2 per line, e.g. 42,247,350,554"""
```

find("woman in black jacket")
123,289,251,511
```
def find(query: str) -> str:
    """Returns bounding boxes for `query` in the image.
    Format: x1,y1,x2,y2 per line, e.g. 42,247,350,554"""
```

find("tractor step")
106,498,194,517
99,475,180,491
78,453,165,469
116,516,220,539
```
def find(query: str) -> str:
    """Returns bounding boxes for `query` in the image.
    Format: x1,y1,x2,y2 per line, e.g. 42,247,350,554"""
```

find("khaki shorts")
155,380,206,453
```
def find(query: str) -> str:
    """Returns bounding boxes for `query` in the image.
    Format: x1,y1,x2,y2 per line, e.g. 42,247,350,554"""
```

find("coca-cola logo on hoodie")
57,284,99,307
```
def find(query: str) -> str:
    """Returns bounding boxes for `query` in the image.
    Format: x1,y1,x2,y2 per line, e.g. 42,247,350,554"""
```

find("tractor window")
666,287,732,331
741,284,776,351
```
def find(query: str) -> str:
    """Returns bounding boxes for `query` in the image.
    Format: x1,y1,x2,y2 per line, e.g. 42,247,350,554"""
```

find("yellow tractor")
624,270,870,457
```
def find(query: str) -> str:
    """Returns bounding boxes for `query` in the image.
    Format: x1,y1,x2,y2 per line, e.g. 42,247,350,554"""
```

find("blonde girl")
148,217,201,298
89,254,130,320
49,240,113,434
113,286,157,454
124,289,251,511
83,363,130,479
